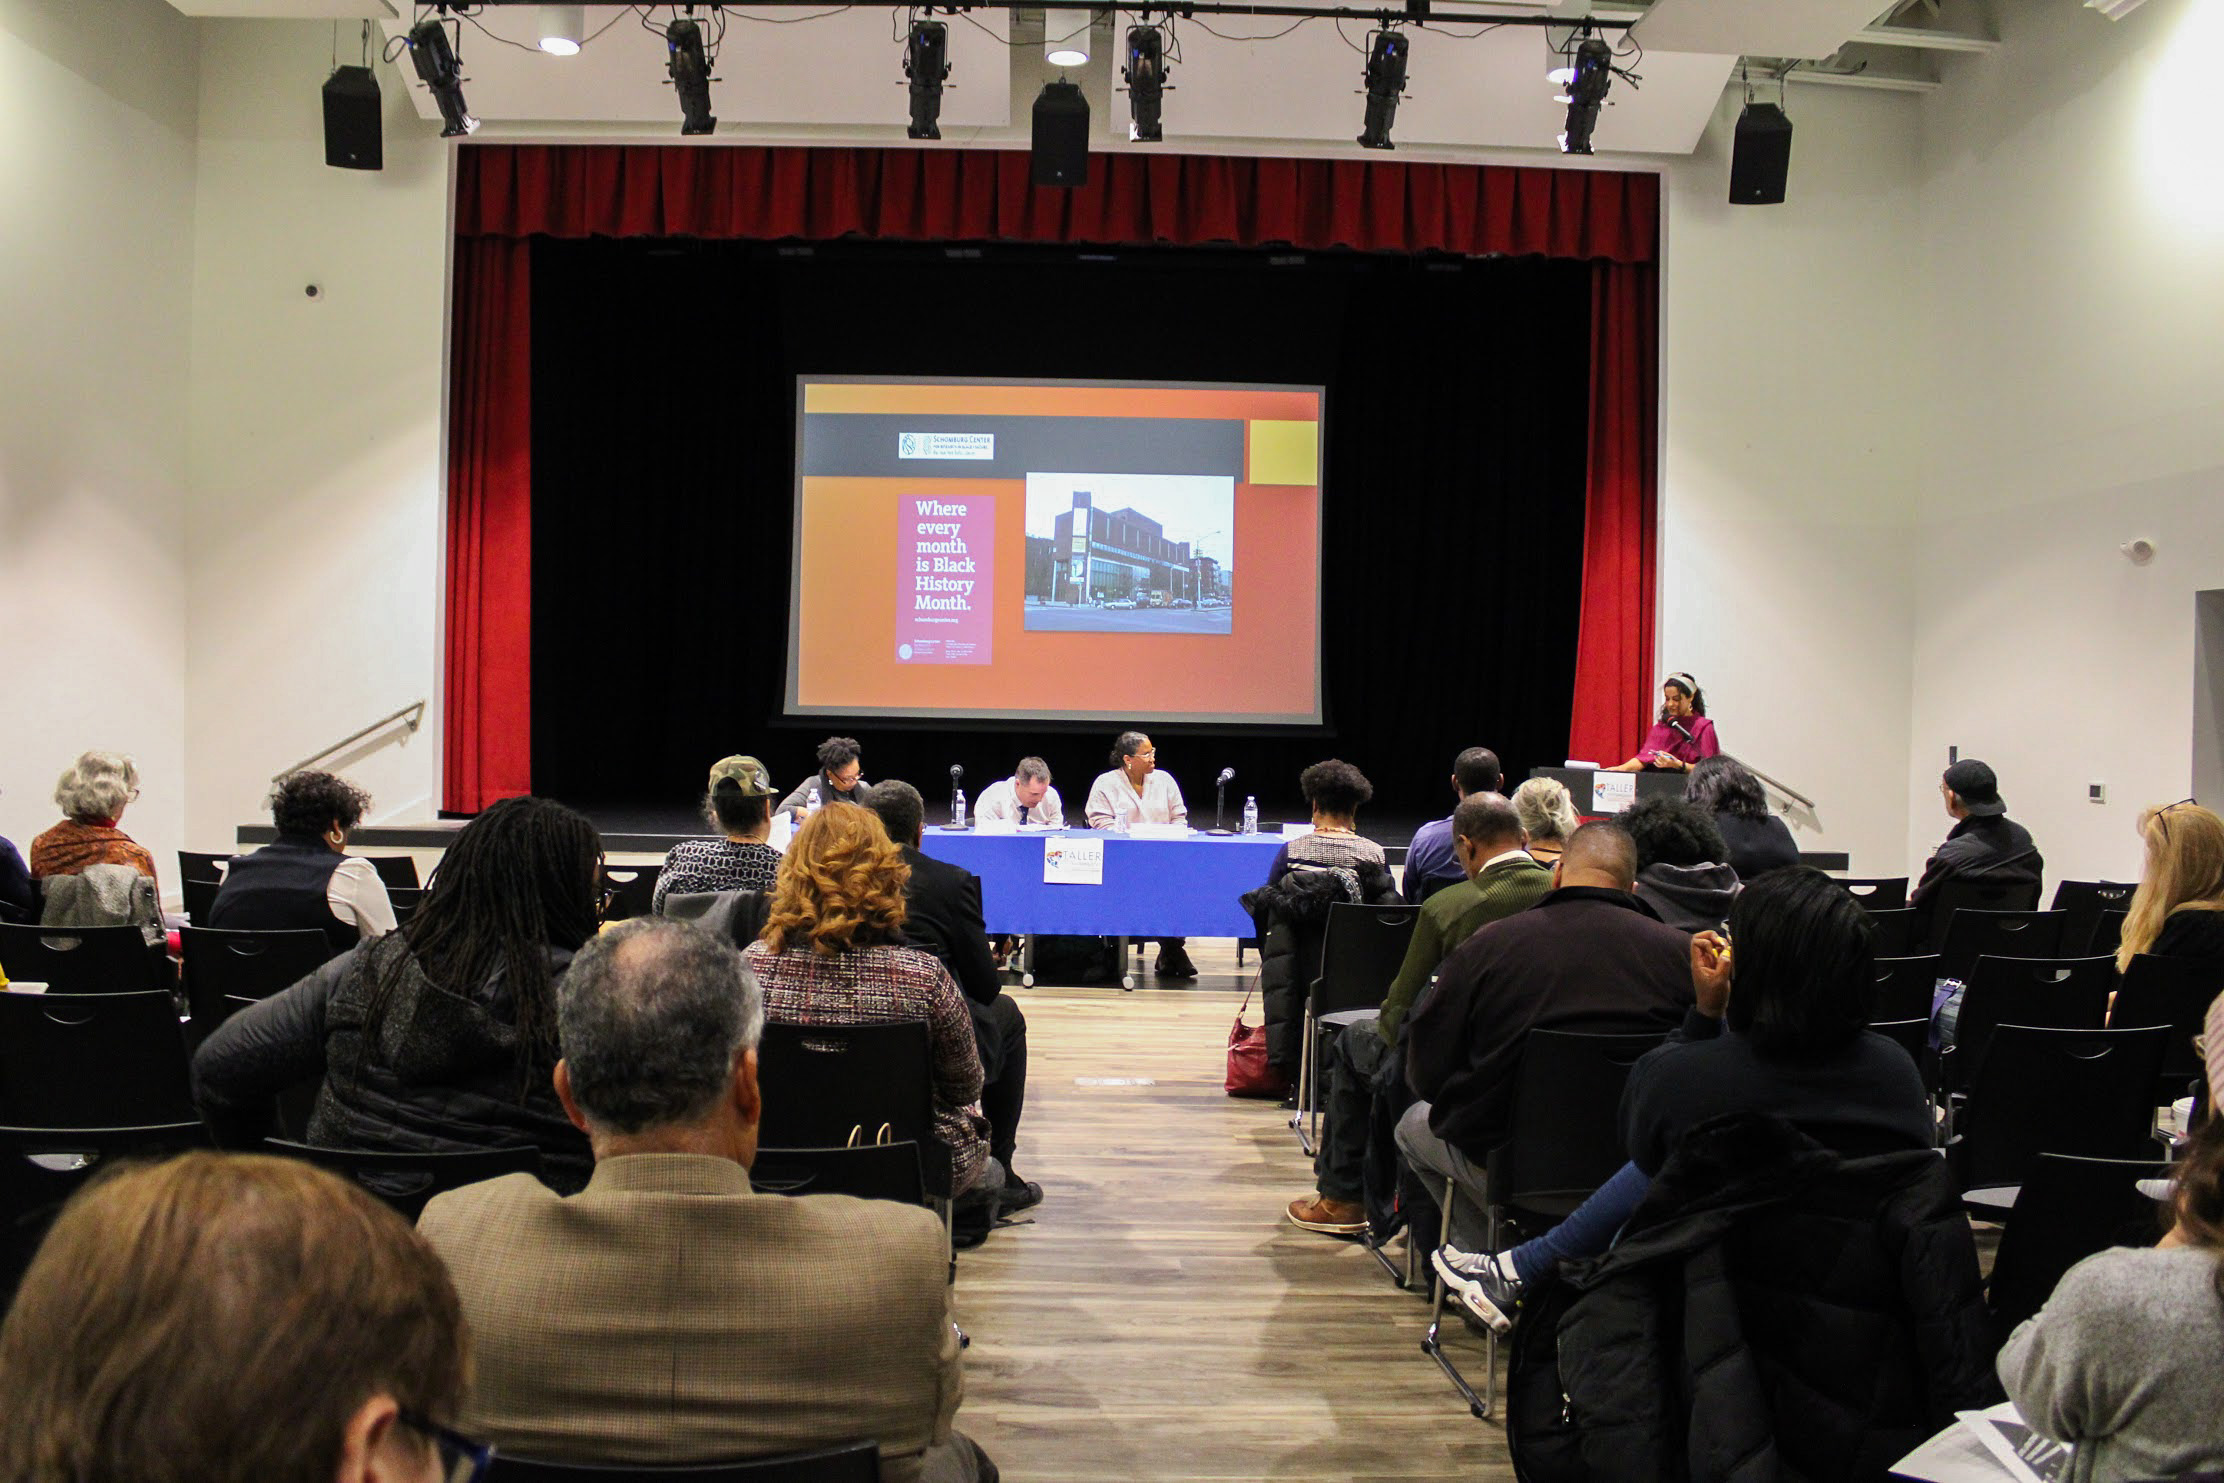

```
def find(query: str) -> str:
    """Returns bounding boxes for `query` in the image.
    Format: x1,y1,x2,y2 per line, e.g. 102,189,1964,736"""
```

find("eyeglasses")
399,1409,492,1483
2156,797,2199,838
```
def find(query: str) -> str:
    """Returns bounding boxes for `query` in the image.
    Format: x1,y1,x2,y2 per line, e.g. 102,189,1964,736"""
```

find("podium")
1529,766,1689,817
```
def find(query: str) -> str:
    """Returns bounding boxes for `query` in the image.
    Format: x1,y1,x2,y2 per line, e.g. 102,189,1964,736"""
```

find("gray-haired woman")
1510,776,1580,868
30,750,159,892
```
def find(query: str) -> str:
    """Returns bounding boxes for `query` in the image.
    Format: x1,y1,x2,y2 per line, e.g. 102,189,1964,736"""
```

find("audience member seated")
1621,796,1741,933
1511,1109,1995,1474
193,795,603,1192
865,779,1039,1216
1510,775,1579,869
1908,757,2044,942
1086,730,1195,978
421,918,997,1483
0,1151,471,1483
1399,821,1691,1246
1685,754,1799,879
1286,794,1548,1236
0,831,28,924
973,756,1065,827
208,769,396,949
2123,801,2224,973
779,735,868,820
1402,747,1502,903
2000,1111,2224,1483
30,750,160,933
1435,867,1932,1332
1240,761,1401,1092
655,754,784,912
742,805,995,1199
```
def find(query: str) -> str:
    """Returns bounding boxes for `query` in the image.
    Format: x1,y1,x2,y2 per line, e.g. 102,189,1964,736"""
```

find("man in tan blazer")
418,918,995,1483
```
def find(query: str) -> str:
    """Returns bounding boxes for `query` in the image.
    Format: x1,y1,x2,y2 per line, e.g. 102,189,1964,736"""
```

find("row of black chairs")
1833,876,2134,962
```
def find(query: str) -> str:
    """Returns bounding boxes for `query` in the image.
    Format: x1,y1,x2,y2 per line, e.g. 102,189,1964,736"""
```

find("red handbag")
1225,987,1289,1099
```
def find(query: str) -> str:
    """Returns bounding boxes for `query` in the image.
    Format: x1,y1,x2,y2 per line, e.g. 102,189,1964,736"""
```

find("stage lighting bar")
407,18,478,138
905,18,950,140
1558,33,1613,155
1122,24,1166,142
665,16,717,135
1357,28,1408,150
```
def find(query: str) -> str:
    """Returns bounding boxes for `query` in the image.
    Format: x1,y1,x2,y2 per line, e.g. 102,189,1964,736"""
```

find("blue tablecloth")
917,827,1284,936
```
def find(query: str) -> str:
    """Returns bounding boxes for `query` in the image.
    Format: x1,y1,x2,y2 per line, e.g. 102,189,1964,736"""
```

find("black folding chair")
1923,878,2044,953
0,991,197,1128
483,1443,881,1482
2050,880,2136,957
2089,909,2129,962
1986,1152,2165,1339
1937,955,2114,1096
751,1143,930,1208
1296,902,1419,1156
1935,908,2069,984
183,877,222,924
1871,954,1943,1024
1949,1025,2168,1218
1868,1018,1931,1068
177,849,229,884
358,854,422,890
178,927,334,1037
754,1021,951,1207
1864,908,1920,960
0,1121,209,1308
261,1139,543,1223
1836,876,1909,912
2109,953,2224,1104
0,923,164,993
602,865,662,923
386,886,425,926
1422,1028,1666,1420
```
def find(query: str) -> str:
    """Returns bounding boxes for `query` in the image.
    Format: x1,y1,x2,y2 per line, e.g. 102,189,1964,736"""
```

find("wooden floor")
951,944,1515,1482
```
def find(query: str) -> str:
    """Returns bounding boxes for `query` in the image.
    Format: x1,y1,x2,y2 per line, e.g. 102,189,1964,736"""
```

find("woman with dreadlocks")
192,795,604,1192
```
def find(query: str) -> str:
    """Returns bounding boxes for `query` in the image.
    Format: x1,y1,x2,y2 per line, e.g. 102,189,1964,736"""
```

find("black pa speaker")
323,65,384,172
1031,81,1090,189
1728,102,1791,206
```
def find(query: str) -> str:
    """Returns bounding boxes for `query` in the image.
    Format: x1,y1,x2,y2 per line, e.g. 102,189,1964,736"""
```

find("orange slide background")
793,384,1322,720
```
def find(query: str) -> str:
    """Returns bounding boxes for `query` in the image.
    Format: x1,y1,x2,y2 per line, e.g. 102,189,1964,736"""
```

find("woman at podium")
1607,673,1720,772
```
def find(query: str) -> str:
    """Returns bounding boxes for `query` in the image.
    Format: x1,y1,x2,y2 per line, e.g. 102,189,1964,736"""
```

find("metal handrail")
273,701,427,785
1749,764,1816,812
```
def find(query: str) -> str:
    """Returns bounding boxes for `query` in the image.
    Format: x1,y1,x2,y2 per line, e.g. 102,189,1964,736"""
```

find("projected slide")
789,377,1323,725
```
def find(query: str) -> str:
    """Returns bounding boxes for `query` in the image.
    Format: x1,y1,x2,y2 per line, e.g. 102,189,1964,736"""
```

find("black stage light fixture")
1559,34,1612,155
407,18,478,138
666,17,717,136
905,19,950,140
1122,25,1166,142
1032,78,1090,187
1357,28,1409,150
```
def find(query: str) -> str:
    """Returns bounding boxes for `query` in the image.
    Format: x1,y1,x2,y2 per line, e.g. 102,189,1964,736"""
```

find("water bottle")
805,785,821,815
951,788,967,827
1241,796,1258,835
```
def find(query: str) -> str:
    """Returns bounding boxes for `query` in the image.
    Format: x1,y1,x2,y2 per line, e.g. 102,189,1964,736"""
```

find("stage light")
905,18,950,140
1045,7,1091,68
407,19,478,138
1122,25,1166,142
665,17,716,135
1357,28,1408,150
537,3,584,56
1558,34,1612,155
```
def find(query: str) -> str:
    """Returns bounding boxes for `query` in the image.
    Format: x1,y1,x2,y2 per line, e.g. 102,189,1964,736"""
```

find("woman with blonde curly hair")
743,805,992,1196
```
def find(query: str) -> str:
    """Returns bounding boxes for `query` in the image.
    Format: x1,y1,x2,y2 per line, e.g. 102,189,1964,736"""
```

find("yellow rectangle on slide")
1247,420,1319,485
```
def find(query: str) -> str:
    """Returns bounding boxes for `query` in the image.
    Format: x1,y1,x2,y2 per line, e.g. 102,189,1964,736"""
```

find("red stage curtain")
443,145,1658,808
1565,261,1660,768
441,236,535,813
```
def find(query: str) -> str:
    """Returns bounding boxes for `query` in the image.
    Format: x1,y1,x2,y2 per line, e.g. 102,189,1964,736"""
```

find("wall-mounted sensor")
2122,538,2155,565
2089,781,2107,804
305,284,322,299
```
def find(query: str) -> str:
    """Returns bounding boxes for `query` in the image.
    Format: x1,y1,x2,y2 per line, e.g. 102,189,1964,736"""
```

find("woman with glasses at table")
1084,730,1198,978
0,1151,484,1483
193,795,603,1193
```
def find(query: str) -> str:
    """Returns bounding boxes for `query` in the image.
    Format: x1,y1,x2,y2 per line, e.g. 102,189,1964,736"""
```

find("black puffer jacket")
1239,861,1401,1076
192,934,592,1192
1510,1113,1999,1483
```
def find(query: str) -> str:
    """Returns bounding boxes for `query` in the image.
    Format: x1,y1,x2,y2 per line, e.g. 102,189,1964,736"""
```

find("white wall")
1907,0,2224,886
1657,83,1927,876
0,0,199,887
182,20,451,849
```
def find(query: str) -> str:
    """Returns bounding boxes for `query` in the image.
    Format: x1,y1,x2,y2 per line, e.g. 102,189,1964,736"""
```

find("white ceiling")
1631,0,1893,59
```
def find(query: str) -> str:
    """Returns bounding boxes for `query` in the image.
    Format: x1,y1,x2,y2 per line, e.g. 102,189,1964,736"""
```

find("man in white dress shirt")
1084,731,1196,978
973,757,1065,828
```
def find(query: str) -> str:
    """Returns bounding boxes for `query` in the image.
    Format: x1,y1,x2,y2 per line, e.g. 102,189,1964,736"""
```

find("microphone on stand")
947,763,967,830
1662,719,1696,771
1210,766,1237,836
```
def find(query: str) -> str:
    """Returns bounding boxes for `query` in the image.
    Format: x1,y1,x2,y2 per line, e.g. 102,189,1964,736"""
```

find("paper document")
1044,835,1105,885
1128,822,1188,840
974,818,1018,836
1281,822,1315,839
1891,1405,2070,1483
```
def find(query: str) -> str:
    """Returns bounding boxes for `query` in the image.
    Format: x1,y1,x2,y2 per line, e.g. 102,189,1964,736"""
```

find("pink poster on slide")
897,495,994,665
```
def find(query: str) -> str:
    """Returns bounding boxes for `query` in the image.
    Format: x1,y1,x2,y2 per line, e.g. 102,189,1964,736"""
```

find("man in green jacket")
1287,793,1552,1235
